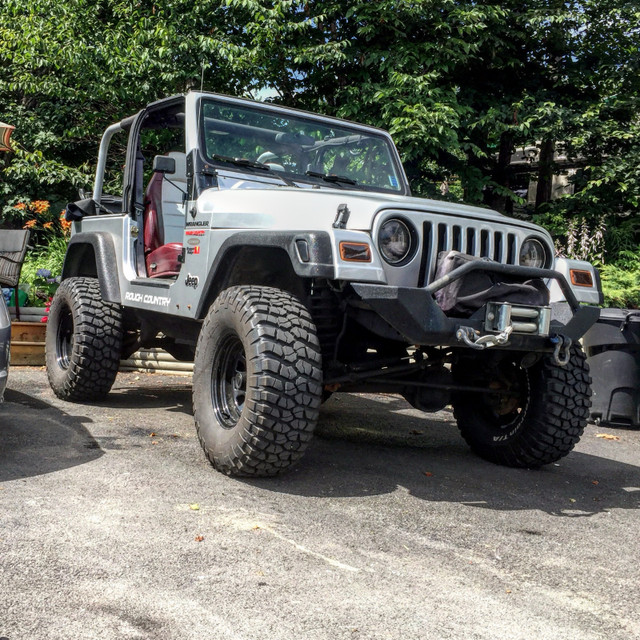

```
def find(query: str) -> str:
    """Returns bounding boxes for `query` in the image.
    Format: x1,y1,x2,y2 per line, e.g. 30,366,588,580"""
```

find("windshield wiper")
305,170,357,186
212,153,271,170
211,153,298,187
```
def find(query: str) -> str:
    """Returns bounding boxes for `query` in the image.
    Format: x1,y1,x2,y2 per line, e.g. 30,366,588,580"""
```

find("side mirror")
153,155,176,175
65,198,96,221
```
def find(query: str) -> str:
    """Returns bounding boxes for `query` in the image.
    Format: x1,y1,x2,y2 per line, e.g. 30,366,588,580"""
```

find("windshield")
199,99,404,193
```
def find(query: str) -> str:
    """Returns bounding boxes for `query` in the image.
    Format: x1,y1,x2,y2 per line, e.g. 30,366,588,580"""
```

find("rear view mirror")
153,155,176,174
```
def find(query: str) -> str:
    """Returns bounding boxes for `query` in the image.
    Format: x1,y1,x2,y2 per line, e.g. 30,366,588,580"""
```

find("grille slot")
507,233,517,264
466,228,476,255
480,230,490,257
452,226,461,251
437,223,448,253
494,233,503,262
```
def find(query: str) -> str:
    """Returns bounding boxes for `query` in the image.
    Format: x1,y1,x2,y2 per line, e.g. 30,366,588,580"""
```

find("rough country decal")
124,291,171,307
186,220,210,228
185,273,199,288
185,229,206,236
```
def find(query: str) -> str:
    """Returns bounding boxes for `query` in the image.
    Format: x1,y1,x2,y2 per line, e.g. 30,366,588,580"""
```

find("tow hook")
550,334,572,366
456,325,513,350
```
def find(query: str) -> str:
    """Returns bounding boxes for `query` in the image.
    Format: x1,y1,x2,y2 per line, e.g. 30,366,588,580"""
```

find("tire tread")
193,286,322,477
454,345,591,468
46,277,123,401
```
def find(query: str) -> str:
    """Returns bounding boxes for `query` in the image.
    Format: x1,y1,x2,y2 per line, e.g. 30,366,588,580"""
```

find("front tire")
193,286,323,476
46,277,123,401
452,345,591,468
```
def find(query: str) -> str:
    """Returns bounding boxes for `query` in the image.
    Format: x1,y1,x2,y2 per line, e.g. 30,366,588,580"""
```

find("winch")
485,302,551,336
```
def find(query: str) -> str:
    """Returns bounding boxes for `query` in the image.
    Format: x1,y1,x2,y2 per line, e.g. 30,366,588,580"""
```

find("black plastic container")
583,309,640,428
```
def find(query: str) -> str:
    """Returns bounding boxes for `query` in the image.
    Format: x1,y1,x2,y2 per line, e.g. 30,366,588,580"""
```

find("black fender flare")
195,231,335,317
61,232,121,303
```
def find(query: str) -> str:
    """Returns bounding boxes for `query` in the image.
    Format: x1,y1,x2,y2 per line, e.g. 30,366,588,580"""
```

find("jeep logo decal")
187,238,200,246
185,274,199,289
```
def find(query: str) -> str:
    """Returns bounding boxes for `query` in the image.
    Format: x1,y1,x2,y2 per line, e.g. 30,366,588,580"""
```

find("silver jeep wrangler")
46,92,602,476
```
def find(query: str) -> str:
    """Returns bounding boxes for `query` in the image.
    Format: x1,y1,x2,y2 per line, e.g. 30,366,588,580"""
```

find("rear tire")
193,286,323,476
452,345,591,468
46,277,123,401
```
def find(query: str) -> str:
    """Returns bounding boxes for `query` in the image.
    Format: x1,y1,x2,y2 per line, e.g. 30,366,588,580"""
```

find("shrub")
599,251,640,310
6,200,71,307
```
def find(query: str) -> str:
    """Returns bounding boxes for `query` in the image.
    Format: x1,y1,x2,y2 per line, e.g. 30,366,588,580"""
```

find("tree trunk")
535,138,555,209
484,131,514,213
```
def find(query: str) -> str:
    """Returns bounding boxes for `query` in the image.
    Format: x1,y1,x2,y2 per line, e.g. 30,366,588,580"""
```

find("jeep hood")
197,186,546,235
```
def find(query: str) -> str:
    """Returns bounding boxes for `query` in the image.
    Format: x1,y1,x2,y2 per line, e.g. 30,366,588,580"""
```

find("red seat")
143,171,183,277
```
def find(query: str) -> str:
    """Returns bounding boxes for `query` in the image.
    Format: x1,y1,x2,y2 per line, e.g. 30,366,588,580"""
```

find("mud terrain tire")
46,277,123,401
193,286,323,476
452,345,591,468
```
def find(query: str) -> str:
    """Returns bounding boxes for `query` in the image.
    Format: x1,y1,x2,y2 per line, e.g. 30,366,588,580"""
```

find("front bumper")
350,263,600,352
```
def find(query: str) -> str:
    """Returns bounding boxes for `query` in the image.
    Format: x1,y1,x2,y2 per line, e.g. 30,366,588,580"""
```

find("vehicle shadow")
0,389,103,482
92,384,193,415
248,393,640,517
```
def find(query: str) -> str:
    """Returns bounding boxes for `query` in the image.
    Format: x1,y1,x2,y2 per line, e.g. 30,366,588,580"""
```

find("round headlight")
378,218,413,265
519,238,547,268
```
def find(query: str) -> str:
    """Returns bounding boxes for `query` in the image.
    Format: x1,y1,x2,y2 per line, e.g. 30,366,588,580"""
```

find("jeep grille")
418,221,518,286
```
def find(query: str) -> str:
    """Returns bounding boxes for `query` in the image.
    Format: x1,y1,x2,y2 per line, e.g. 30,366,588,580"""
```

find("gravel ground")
1,367,639,640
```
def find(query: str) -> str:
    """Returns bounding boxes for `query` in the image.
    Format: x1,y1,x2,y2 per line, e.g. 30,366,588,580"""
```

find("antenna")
197,59,206,148
195,59,207,202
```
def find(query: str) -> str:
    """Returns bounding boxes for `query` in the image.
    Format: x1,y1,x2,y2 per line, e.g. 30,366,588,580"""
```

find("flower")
43,221,54,230
32,200,50,215
14,202,26,210
40,296,54,322
59,212,72,234
36,268,52,278
23,219,37,229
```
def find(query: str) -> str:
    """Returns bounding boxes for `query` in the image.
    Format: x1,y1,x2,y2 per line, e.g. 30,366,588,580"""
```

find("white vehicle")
1,228,30,403
0,294,9,402
46,92,602,476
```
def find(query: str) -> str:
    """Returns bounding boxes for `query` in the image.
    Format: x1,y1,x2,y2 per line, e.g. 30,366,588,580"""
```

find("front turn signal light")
570,269,594,287
339,242,372,262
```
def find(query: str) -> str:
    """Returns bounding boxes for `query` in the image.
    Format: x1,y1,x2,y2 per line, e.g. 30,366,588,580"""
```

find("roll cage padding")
144,172,165,255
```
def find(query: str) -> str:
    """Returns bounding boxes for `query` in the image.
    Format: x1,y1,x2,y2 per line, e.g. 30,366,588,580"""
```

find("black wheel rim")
211,333,247,429
480,364,530,431
56,305,74,370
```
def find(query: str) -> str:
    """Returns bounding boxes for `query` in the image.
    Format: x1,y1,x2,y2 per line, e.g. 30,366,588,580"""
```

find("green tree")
240,1,639,213
2,0,638,276
0,0,257,210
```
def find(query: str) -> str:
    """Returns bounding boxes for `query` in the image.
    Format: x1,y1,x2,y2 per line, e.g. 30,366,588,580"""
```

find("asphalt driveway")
1,367,639,640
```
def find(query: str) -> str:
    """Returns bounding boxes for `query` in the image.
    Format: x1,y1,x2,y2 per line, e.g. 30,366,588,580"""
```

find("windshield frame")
195,94,410,196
